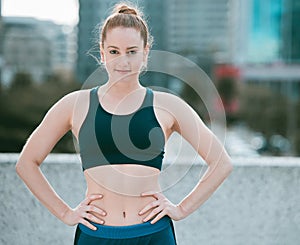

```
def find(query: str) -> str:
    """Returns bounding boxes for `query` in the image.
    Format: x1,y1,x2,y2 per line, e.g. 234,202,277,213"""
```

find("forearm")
16,160,71,222
178,159,233,218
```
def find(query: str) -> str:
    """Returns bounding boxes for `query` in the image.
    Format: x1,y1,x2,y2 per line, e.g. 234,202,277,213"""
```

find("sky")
2,0,79,26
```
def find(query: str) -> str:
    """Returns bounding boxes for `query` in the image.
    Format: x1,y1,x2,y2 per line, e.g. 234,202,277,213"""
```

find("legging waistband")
78,216,172,239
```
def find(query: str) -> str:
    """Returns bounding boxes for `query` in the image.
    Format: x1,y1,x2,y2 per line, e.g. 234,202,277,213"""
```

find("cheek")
132,53,144,65
104,55,118,68
131,59,144,72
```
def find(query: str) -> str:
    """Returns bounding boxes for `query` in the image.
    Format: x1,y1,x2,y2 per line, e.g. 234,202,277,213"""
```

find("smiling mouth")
115,69,131,73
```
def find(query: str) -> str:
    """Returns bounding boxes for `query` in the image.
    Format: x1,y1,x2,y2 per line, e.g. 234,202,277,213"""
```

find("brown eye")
128,50,137,55
109,50,118,54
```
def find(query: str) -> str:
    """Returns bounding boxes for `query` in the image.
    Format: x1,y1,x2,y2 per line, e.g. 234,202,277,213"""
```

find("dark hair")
100,2,153,48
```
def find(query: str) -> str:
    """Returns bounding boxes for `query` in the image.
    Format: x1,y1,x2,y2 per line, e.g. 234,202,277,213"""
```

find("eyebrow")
107,46,139,50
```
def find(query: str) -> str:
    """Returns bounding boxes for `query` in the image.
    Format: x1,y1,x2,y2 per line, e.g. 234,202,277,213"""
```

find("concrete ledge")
1,153,300,245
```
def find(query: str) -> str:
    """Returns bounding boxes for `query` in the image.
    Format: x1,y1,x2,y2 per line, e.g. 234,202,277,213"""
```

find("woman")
16,3,233,244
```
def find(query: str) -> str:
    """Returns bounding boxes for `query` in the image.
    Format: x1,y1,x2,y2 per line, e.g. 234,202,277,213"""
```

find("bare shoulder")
46,88,91,129
52,88,92,115
66,88,94,138
153,90,181,104
58,88,90,105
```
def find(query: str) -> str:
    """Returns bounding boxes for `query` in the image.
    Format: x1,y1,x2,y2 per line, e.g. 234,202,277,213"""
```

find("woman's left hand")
139,191,187,224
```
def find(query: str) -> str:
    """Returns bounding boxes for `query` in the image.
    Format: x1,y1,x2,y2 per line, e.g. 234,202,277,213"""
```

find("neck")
103,79,143,96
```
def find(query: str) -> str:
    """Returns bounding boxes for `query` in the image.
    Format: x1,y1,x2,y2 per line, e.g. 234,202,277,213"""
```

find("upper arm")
18,91,79,165
158,92,231,165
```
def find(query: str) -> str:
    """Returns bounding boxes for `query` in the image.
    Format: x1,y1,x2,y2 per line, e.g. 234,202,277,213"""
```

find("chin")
112,72,138,82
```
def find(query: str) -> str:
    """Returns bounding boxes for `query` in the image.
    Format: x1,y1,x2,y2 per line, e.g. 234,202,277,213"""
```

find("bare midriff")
84,164,161,226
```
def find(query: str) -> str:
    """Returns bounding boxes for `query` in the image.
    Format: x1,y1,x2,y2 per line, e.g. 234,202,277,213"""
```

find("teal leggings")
74,216,177,245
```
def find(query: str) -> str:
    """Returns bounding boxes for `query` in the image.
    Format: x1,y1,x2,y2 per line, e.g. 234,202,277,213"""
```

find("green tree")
238,84,288,137
295,100,300,155
10,72,33,89
0,73,80,153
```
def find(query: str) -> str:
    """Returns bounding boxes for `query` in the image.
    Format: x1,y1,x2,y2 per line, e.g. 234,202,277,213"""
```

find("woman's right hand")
62,194,106,230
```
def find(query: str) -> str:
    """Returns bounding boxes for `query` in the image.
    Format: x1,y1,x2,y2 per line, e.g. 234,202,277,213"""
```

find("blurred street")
225,124,260,157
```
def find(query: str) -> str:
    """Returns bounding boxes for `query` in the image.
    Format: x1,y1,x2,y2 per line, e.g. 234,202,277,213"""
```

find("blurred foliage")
0,72,81,153
236,83,300,156
237,83,288,138
295,101,300,155
217,77,238,103
180,81,208,120
178,53,214,122
11,72,34,88
215,76,240,126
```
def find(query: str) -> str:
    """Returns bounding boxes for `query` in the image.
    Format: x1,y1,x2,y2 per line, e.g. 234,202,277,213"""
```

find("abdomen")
84,164,161,226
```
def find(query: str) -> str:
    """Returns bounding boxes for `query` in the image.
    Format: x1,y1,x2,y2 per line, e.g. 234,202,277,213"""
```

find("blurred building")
247,0,282,63
0,0,3,84
76,0,236,84
76,0,105,83
233,0,299,65
166,0,232,63
238,0,300,100
235,0,300,155
76,0,168,83
1,17,76,85
143,0,168,51
232,0,282,64
76,0,300,94
281,0,300,63
3,17,52,84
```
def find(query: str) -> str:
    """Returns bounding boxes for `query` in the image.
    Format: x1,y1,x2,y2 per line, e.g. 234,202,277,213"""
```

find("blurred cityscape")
0,0,299,157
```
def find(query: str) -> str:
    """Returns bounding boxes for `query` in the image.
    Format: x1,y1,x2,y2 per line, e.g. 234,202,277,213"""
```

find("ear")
99,42,105,63
143,44,150,63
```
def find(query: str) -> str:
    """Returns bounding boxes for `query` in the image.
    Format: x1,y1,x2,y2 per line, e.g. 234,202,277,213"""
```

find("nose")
117,54,130,67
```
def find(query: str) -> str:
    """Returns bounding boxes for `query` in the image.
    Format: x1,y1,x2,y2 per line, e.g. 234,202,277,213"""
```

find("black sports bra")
78,86,165,171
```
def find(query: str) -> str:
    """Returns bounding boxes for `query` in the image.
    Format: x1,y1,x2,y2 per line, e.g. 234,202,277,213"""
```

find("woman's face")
100,27,148,82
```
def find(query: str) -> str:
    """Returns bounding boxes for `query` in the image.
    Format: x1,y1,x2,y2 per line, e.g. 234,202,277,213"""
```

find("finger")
80,218,98,231
84,205,106,216
82,212,104,225
140,191,159,197
143,206,163,222
150,211,166,224
83,194,103,205
139,200,160,215
141,192,165,202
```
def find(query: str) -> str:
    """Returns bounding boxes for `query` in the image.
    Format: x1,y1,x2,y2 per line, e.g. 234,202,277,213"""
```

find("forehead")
103,27,143,48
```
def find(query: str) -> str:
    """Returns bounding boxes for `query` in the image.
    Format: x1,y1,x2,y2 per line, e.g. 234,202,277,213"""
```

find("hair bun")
115,4,138,15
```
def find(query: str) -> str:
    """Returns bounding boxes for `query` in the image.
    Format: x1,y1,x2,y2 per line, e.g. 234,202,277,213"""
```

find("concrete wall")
1,153,299,245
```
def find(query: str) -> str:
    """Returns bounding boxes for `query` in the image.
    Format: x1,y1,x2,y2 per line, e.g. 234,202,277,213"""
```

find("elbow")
15,158,39,178
15,160,25,177
224,160,233,177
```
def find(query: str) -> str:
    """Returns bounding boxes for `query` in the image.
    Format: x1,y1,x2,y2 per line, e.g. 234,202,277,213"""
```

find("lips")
115,69,131,73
